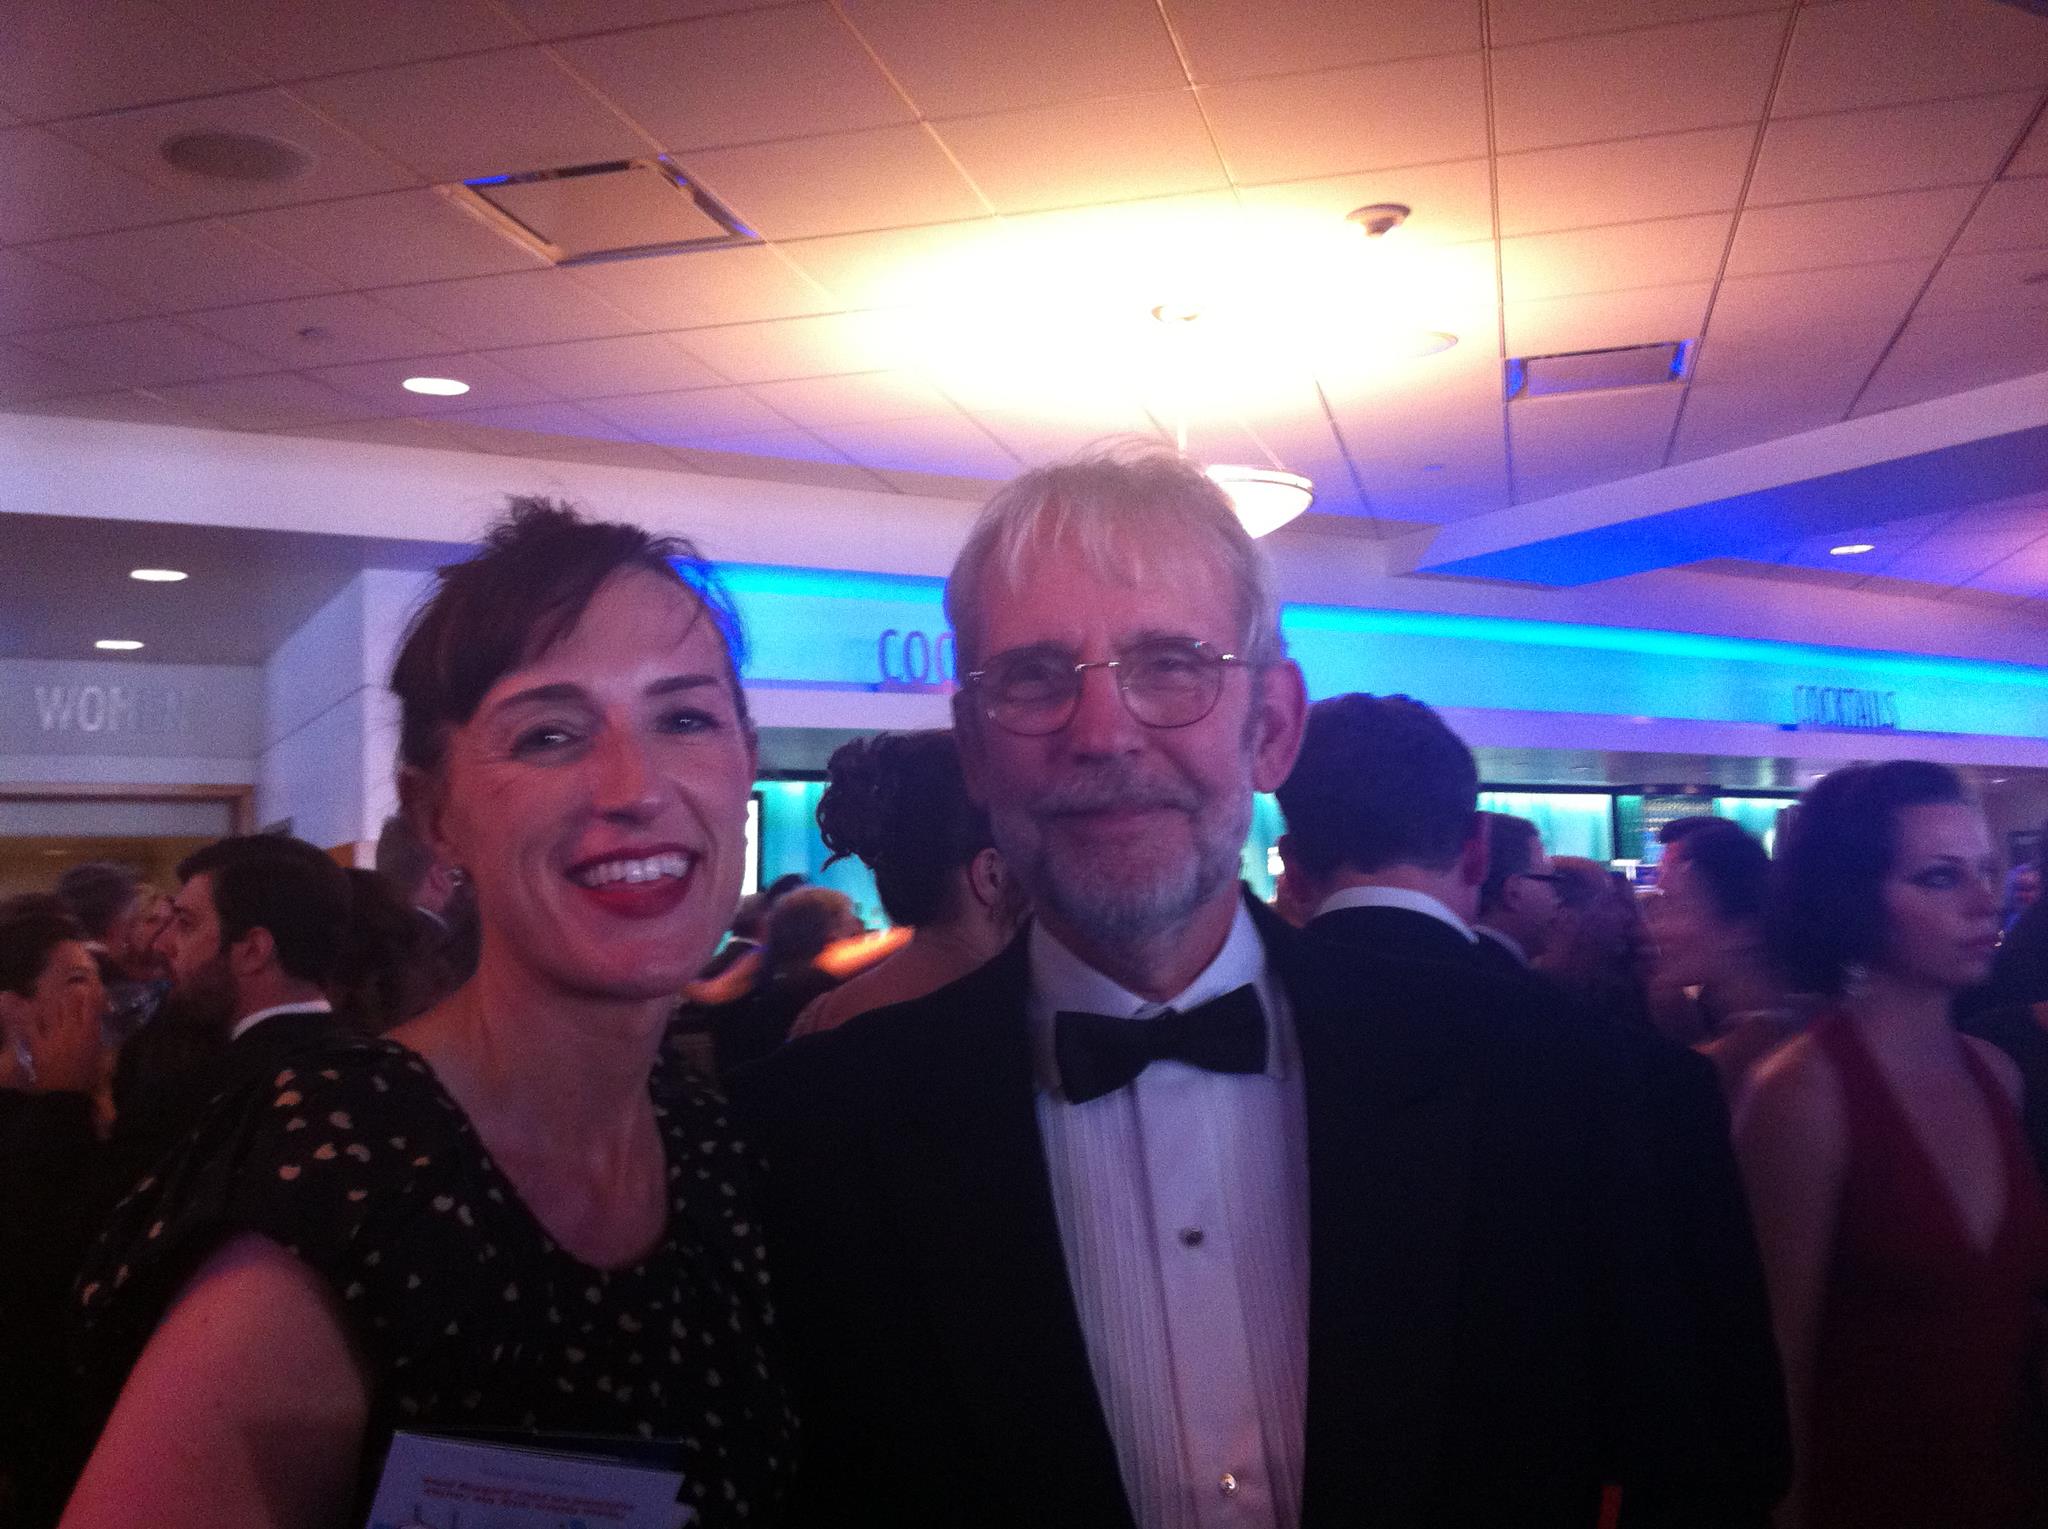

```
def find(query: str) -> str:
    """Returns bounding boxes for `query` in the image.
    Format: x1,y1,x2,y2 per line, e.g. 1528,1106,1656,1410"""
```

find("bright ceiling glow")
94,639,144,651
401,376,470,396
1206,466,1314,537
129,568,188,582
1829,543,1875,556
851,197,1480,429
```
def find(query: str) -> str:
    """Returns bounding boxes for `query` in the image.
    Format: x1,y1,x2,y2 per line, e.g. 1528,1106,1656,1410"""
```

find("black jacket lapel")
867,932,1134,1528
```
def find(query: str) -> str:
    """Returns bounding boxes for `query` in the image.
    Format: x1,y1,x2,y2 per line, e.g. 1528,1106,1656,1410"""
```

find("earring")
1841,961,1871,1002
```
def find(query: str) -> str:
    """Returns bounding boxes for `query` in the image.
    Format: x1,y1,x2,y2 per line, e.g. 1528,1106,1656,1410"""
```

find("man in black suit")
1473,810,1565,977
1277,692,1789,1526
734,446,1786,1528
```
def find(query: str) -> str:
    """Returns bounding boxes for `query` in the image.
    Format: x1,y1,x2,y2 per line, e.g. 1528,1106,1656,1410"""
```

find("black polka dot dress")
74,1036,796,1526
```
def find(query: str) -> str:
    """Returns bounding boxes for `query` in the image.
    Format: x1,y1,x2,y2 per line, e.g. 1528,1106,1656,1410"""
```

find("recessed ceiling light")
129,568,188,583
95,639,144,651
402,376,470,397
1830,543,1874,556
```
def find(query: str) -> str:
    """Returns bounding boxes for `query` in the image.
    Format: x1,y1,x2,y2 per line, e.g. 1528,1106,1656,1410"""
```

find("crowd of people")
4,448,2048,1528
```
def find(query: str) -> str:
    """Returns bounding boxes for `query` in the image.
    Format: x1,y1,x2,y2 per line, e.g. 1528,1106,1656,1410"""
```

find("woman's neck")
397,955,668,1156
1846,966,1961,1067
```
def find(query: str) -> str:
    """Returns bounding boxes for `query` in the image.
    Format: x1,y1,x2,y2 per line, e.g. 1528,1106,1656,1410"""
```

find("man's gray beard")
1002,774,1252,952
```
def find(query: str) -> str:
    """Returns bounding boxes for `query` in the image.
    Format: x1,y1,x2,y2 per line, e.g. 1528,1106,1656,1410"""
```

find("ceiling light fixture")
95,639,144,652
1204,466,1315,538
1347,203,1411,239
402,376,470,397
129,568,188,583
1829,543,1875,556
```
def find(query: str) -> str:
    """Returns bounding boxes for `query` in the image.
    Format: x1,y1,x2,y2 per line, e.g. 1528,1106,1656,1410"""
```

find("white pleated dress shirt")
1028,904,1310,1529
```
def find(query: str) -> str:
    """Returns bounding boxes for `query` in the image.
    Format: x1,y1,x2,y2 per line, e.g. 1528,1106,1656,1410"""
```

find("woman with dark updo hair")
789,730,1025,1038
1737,761,2048,1529
65,499,794,1529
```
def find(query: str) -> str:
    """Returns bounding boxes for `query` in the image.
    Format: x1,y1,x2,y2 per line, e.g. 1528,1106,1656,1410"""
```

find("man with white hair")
736,444,1781,1528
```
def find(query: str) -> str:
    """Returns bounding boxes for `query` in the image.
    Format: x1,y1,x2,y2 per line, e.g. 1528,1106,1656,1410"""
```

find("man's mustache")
1028,766,1200,817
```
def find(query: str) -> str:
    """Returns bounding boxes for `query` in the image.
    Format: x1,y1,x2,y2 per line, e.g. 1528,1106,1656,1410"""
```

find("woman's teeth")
571,851,692,888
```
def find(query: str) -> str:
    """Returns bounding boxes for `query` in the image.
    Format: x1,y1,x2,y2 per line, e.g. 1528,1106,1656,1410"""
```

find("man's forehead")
980,536,1232,633
175,874,213,913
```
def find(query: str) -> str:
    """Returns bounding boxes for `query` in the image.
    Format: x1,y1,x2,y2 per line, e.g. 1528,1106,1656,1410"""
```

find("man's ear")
952,692,992,808
229,924,279,982
1249,660,1309,793
1457,815,1490,889
967,846,1004,913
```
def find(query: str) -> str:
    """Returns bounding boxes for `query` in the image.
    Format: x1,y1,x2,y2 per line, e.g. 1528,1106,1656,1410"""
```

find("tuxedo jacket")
733,897,1788,1528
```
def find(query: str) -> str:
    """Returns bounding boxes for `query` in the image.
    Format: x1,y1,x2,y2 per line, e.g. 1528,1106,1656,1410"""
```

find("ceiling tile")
776,219,1011,309
307,353,561,412
934,92,1228,214
0,0,265,121
0,127,189,243
227,189,547,288
1853,307,2048,413
567,244,838,328
680,437,887,491
2012,111,2048,178
1707,257,1933,340
581,384,801,443
1668,374,1863,460
1201,53,1488,185
498,0,788,39
1919,244,2048,313
436,400,642,440
11,316,278,388
559,5,912,151
1746,91,2040,205
1510,385,1685,500
1235,159,1495,246
296,47,649,183
148,372,381,431
1167,0,1480,83
838,0,1183,116
184,292,458,365
1724,184,1980,276
975,406,1164,465
1503,282,1712,355
1490,11,1783,153
668,310,912,383
1487,0,1789,47
372,270,644,348
1955,177,2048,253
1500,213,1732,303
487,331,729,397
1773,0,2048,117
1686,319,1894,384
813,410,1019,478
50,89,420,218
1495,126,1755,236
746,370,960,427
162,0,526,77
0,343,133,405
31,220,342,313
684,126,986,240
0,251,154,336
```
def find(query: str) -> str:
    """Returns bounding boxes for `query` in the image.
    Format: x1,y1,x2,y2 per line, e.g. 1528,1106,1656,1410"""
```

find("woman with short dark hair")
790,730,1025,1039
65,500,794,1529
1737,761,2048,1529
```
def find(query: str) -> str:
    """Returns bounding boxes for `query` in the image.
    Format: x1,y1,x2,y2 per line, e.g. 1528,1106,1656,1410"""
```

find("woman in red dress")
1739,761,2048,1528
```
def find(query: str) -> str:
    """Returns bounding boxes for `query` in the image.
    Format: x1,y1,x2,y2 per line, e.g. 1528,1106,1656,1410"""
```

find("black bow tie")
1053,984,1268,1105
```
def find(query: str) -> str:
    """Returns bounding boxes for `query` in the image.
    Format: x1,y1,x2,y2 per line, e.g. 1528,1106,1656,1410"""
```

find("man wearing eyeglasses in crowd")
734,443,1785,1529
1473,810,1567,976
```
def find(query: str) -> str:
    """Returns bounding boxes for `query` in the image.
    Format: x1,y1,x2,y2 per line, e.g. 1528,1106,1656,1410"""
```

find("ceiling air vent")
1505,340,1694,401
452,158,758,266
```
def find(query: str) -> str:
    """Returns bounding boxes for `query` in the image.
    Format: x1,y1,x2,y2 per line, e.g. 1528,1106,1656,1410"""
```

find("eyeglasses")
967,637,1249,737
1516,871,1565,887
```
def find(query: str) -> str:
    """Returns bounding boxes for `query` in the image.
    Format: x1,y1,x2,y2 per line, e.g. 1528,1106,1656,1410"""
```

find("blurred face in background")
1646,844,1719,988
158,873,237,1025
1880,802,2001,993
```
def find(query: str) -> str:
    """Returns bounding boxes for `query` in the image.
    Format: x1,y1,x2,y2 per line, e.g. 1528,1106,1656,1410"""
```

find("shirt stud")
1219,1472,1239,1495
1179,1227,1205,1248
